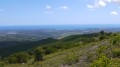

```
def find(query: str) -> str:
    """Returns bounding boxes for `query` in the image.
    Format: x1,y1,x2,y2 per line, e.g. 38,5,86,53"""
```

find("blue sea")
0,24,120,30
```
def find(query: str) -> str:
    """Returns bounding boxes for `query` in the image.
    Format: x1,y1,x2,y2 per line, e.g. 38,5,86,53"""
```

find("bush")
0,61,4,67
64,54,79,65
34,47,44,61
7,52,30,64
112,48,120,57
100,30,105,35
86,52,97,62
90,55,110,67
7,55,17,64
44,47,57,54
99,35,107,41
15,52,30,63
97,46,108,56
111,34,120,45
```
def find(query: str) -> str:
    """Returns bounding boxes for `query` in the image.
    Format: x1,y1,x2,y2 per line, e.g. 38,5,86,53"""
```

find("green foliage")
62,33,98,43
64,54,79,65
0,38,57,58
90,55,110,67
89,45,111,67
7,52,30,64
99,35,108,41
109,58,120,67
111,34,120,45
0,61,4,67
86,52,97,62
34,47,44,61
7,56,17,64
100,30,105,35
112,48,120,57
97,46,108,56
43,46,57,54
0,32,113,67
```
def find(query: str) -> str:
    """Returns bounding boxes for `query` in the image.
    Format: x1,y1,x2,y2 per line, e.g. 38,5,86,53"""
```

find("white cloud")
44,5,69,14
60,6,69,10
112,0,120,4
98,0,106,7
104,0,111,2
87,0,120,9
87,4,95,9
46,5,51,9
87,0,107,9
110,11,118,15
44,5,53,14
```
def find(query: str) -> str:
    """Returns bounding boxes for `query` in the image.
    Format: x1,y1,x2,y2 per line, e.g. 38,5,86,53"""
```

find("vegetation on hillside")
1,31,120,67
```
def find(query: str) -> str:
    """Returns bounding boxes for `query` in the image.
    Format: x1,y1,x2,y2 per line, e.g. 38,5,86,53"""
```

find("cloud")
55,6,69,10
44,5,53,14
46,5,51,9
87,4,95,9
44,5,69,14
87,0,120,9
110,11,118,15
60,6,69,10
87,0,107,9
112,0,120,4
87,0,120,15
98,0,106,7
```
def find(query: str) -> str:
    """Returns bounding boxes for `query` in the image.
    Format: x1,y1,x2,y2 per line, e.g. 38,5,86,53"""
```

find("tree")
44,47,57,54
7,52,30,64
34,47,44,61
8,55,17,64
99,35,107,41
111,34,120,45
100,30,105,35
15,52,30,63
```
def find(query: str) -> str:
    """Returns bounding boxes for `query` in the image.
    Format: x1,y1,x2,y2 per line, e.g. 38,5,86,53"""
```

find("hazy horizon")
0,24,120,30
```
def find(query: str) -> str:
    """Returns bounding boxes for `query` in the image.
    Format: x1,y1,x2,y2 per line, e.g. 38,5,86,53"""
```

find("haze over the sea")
0,24,120,30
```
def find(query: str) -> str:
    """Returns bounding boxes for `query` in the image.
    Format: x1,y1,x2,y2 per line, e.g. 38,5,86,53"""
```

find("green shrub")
64,54,79,65
100,30,105,35
7,55,17,64
34,47,44,61
0,61,4,67
86,52,97,62
7,52,30,64
44,47,57,54
111,34,120,45
97,46,108,56
90,55,110,67
99,35,108,41
112,48,120,57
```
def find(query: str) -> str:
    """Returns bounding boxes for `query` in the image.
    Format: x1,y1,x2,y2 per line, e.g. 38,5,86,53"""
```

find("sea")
0,24,120,30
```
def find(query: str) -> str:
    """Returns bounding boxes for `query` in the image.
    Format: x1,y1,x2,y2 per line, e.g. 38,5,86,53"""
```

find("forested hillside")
0,31,120,67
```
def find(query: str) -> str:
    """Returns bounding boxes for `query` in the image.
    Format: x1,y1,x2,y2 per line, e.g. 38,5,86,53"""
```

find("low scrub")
112,48,120,58
64,53,79,65
90,55,110,67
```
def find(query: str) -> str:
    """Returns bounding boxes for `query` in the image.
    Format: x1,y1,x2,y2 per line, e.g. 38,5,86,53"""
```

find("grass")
4,40,113,67
109,58,120,67
4,41,96,67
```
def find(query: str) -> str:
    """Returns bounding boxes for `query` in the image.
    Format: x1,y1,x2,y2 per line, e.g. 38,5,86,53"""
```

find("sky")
0,0,120,26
